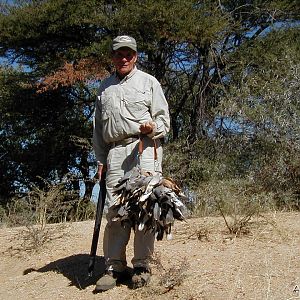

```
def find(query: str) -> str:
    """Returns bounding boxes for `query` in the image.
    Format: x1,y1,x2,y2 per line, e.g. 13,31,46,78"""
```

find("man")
92,35,170,291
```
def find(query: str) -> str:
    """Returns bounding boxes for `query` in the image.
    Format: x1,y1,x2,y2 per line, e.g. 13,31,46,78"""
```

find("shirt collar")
114,66,138,82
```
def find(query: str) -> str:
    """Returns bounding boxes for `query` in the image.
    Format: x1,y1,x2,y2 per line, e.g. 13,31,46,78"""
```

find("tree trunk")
189,45,211,142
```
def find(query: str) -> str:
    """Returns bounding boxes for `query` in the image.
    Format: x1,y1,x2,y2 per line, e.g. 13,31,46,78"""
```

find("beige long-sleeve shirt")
93,67,170,165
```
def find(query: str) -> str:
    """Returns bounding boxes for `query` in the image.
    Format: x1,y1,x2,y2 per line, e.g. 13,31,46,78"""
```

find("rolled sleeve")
149,80,170,139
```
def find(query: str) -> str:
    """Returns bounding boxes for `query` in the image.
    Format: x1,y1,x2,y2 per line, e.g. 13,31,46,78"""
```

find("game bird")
111,166,188,240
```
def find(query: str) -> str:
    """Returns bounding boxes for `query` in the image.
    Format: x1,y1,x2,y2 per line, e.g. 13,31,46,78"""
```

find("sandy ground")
0,212,300,300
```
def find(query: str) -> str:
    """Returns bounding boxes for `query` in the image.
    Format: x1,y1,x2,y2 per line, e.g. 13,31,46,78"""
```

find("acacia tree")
0,0,299,212
101,0,299,140
0,0,111,209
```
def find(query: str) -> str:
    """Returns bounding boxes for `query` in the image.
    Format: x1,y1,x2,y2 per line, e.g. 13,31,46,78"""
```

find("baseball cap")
112,35,137,52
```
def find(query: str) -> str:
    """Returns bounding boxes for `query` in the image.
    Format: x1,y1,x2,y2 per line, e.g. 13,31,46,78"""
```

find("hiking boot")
95,270,118,292
131,267,151,289
95,269,132,292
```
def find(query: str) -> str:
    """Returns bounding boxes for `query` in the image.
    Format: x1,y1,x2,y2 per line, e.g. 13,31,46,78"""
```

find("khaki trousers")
103,137,162,272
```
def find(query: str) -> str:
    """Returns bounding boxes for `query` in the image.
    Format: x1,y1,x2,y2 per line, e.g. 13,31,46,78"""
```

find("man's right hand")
94,163,106,182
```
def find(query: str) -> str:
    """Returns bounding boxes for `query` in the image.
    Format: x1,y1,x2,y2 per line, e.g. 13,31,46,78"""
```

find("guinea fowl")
111,166,187,240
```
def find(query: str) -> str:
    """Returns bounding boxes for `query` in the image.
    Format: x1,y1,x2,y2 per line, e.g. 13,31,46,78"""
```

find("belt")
111,135,140,147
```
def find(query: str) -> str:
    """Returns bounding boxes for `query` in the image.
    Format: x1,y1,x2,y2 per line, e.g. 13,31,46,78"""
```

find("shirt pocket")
123,88,151,118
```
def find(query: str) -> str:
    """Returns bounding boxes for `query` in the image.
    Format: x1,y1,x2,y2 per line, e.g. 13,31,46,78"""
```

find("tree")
0,0,299,213
0,0,111,209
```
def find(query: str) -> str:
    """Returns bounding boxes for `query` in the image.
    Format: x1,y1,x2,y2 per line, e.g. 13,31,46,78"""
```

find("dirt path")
1,212,300,300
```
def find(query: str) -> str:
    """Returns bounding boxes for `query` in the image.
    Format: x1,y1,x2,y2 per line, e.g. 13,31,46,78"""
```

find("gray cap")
112,35,137,52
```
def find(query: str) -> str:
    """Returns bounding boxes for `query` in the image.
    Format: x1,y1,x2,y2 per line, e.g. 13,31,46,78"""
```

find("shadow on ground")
23,254,106,290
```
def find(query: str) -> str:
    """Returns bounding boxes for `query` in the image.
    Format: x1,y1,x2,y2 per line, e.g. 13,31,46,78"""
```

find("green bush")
163,136,300,216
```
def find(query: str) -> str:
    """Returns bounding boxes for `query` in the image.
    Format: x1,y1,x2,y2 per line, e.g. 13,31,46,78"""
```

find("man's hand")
94,162,106,182
140,121,156,135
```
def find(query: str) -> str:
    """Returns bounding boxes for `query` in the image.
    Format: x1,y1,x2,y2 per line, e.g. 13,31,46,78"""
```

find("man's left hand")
140,121,156,135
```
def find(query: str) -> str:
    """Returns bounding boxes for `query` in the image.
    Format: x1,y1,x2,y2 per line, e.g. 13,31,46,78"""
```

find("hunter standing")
92,35,170,291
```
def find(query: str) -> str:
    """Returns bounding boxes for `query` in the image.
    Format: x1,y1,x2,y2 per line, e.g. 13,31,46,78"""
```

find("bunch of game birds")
111,167,188,240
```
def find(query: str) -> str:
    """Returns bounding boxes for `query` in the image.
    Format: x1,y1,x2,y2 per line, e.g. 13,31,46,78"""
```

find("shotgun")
88,173,106,277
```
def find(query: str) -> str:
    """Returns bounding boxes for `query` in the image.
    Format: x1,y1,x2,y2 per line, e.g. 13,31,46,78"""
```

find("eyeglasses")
112,52,135,61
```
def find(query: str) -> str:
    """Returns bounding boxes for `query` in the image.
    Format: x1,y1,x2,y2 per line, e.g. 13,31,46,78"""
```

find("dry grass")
5,223,70,256
0,212,299,299
124,252,190,299
158,259,189,292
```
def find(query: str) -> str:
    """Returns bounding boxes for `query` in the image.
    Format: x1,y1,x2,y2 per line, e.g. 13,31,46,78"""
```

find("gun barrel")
88,174,106,277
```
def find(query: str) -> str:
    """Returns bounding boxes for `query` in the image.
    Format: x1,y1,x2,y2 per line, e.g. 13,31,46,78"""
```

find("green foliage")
0,0,300,220
0,65,94,204
163,133,300,215
0,0,109,70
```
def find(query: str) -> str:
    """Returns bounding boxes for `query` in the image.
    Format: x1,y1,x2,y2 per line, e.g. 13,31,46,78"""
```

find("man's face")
112,47,137,77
